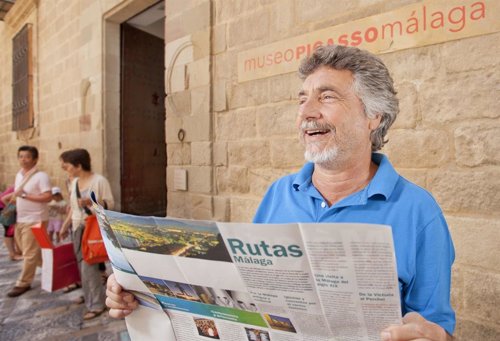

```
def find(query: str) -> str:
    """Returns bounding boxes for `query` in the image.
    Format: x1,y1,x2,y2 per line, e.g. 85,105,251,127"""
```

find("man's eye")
298,97,307,104
321,93,338,102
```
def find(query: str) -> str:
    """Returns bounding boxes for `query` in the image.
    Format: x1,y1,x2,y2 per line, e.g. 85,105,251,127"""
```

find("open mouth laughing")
305,128,330,136
300,121,335,140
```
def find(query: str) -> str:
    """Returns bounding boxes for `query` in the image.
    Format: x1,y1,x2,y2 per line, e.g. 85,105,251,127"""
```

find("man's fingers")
106,273,121,292
382,323,424,341
108,307,133,319
105,284,138,306
105,273,139,315
402,312,426,324
105,294,138,310
106,273,118,288
381,312,447,341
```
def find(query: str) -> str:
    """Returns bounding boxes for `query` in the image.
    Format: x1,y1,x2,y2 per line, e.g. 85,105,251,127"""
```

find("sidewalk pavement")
0,243,129,341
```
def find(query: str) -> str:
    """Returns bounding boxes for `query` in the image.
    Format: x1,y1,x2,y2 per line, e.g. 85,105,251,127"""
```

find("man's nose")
299,98,321,120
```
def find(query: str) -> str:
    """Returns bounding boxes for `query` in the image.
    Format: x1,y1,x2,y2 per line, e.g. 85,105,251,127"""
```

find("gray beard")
299,121,340,165
304,145,339,165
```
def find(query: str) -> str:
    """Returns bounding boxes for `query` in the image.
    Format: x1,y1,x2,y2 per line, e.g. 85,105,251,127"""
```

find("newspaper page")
299,223,402,340
94,204,177,340
92,198,401,341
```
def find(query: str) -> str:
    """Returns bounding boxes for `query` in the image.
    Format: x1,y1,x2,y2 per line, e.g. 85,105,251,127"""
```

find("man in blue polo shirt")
106,45,454,341
253,45,454,341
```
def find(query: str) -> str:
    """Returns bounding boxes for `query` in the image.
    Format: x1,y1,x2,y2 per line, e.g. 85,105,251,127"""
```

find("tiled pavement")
0,243,129,341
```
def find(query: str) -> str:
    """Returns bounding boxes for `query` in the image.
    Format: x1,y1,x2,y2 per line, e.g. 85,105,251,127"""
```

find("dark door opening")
120,23,166,216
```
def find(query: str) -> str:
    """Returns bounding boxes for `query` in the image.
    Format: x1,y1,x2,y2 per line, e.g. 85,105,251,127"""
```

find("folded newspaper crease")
91,193,401,341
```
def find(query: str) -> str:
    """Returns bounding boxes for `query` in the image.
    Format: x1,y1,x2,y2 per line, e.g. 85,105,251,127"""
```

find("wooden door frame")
102,0,160,211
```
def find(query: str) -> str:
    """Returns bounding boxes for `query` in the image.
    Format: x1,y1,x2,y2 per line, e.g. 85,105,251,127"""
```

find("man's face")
18,150,37,170
296,66,379,166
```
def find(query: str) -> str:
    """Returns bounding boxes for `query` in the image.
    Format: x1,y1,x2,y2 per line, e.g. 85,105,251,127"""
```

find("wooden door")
120,23,166,216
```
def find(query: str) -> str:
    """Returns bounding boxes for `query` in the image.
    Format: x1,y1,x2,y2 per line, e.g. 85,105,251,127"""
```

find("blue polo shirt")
253,153,455,335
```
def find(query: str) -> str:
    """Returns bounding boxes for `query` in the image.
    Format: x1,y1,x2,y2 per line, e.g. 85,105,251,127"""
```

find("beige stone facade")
0,0,499,339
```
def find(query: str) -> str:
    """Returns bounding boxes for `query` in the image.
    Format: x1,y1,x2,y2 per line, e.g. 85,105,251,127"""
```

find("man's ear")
368,114,382,130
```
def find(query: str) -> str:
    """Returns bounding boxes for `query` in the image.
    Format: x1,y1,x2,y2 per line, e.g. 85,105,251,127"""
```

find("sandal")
83,308,106,320
62,283,81,293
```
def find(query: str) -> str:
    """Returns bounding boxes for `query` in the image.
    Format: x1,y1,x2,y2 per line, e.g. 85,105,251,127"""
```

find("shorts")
47,219,63,233
3,224,14,237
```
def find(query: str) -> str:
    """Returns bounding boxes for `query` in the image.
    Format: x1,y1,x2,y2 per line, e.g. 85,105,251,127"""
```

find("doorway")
120,2,166,216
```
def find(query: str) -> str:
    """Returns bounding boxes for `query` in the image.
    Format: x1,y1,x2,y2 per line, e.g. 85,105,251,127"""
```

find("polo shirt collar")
292,153,399,201
366,153,399,200
293,162,314,192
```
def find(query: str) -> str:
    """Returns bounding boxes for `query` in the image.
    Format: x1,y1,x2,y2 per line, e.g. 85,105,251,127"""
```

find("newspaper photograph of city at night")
105,212,232,262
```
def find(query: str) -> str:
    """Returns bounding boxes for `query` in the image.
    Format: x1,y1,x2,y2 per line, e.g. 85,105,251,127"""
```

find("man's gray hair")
298,45,399,151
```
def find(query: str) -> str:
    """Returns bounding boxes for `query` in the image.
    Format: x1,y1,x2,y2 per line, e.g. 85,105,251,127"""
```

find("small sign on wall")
238,0,500,82
174,168,188,191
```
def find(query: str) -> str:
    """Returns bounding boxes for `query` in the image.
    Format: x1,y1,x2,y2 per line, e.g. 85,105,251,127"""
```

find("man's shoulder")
274,172,298,183
395,176,441,210
257,172,301,204
32,170,51,182
375,154,440,208
34,170,49,177
269,163,312,188
269,172,300,189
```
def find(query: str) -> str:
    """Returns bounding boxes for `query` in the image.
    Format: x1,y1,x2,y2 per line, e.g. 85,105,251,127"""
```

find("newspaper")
92,198,402,341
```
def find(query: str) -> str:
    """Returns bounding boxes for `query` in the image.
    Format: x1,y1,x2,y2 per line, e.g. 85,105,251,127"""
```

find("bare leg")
4,237,22,260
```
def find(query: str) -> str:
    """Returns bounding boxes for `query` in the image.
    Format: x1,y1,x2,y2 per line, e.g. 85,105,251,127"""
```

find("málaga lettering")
227,238,303,267
233,256,273,266
238,0,500,82
243,2,485,72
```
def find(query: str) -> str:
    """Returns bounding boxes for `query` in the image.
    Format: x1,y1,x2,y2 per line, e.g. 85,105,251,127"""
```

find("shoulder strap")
75,180,81,199
88,175,108,210
12,169,38,203
76,180,93,215
17,169,38,192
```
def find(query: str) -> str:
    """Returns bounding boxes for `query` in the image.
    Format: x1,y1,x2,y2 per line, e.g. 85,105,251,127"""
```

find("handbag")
0,203,16,226
81,214,109,264
0,169,38,227
75,180,108,264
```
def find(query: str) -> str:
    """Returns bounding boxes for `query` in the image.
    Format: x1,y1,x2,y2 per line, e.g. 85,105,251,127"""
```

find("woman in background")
59,148,114,320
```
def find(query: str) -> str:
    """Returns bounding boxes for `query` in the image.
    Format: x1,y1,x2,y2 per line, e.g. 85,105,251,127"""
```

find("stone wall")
0,0,40,186
0,0,498,339
0,0,157,197
163,0,215,219
0,0,123,192
204,1,499,339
